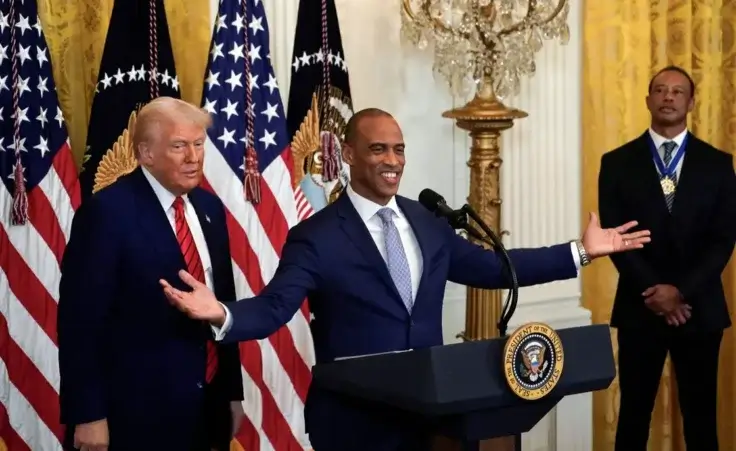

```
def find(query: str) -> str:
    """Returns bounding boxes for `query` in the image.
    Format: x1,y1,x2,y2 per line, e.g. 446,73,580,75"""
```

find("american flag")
202,0,315,449
0,0,80,450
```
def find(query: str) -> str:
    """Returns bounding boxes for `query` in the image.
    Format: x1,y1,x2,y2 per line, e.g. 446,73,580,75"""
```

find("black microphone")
418,189,489,244
419,188,484,245
418,188,456,219
418,188,520,337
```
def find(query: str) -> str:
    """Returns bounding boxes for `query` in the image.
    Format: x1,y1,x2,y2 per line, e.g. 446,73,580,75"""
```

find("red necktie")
173,196,218,383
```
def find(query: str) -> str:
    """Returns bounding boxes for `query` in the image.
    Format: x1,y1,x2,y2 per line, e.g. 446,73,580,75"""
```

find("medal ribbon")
648,133,688,178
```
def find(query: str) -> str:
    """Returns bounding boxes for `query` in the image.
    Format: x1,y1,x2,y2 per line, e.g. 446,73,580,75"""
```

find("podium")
311,324,615,451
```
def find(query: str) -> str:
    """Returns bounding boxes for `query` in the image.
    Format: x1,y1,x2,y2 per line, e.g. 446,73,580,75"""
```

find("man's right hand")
74,419,109,451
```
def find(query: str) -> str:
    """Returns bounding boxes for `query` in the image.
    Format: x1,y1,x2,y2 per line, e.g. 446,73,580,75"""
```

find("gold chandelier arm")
402,0,471,39
472,3,499,56
497,0,566,37
474,25,497,58
401,0,418,21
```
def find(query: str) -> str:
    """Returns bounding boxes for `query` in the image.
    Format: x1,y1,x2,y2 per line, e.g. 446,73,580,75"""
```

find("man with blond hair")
58,97,244,451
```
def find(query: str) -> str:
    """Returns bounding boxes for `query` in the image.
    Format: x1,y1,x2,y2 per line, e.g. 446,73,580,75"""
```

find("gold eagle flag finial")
92,111,140,194
289,93,321,189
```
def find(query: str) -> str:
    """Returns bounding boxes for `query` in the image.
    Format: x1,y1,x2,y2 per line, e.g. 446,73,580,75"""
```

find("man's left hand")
230,401,245,438
581,212,651,259
160,270,227,326
643,284,685,313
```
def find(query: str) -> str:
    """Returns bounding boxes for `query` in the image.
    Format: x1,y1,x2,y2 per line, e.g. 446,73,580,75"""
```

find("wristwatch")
573,240,591,267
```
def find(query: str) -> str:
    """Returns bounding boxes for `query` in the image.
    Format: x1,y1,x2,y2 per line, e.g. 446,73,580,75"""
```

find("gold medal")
660,177,676,195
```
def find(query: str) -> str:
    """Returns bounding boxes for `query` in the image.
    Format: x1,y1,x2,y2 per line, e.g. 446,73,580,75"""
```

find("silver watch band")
574,240,591,266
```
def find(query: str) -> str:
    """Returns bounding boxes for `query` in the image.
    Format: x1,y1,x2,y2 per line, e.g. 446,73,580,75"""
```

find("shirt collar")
345,183,402,222
648,127,688,151
140,166,188,211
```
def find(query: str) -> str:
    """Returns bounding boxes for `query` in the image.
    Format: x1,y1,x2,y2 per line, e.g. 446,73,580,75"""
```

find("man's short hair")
133,97,212,151
648,65,695,97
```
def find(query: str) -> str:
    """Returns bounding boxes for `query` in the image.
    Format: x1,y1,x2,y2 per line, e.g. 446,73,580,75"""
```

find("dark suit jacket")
58,168,243,450
599,131,736,331
218,193,578,450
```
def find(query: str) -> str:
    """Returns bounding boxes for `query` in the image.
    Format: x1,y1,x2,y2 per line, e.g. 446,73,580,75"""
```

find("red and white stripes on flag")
0,2,81,450
202,0,316,449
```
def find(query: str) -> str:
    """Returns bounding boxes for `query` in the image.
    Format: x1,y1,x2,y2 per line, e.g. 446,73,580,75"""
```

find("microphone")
418,188,520,337
418,189,456,219
417,189,489,244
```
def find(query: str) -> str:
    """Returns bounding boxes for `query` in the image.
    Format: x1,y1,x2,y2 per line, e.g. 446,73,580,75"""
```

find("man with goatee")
599,65,736,451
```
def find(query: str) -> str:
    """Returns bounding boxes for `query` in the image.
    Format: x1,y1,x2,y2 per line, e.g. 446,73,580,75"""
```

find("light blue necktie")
376,208,414,312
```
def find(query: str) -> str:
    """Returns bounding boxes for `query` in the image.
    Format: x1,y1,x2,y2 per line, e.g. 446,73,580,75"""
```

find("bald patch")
344,108,394,145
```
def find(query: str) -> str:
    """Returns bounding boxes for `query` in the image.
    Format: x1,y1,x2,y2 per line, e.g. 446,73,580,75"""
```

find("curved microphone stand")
458,204,519,338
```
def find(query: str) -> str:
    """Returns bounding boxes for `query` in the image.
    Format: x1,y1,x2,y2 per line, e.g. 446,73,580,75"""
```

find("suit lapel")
396,196,436,303
188,189,217,260
130,168,185,270
335,194,405,305
671,135,705,219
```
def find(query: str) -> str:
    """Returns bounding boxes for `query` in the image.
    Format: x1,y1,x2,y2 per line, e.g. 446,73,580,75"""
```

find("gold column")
445,75,527,341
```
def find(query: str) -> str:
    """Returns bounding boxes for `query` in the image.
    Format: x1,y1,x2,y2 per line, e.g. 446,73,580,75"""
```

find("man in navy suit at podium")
160,108,650,451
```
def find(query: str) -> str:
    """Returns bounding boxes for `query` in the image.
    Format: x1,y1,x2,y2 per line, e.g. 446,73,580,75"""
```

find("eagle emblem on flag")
92,111,139,194
290,87,352,209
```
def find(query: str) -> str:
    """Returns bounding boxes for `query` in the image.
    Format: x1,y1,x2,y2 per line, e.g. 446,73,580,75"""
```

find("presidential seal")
503,322,564,401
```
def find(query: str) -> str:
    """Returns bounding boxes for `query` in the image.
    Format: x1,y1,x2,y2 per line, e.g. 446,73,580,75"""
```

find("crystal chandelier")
401,0,570,99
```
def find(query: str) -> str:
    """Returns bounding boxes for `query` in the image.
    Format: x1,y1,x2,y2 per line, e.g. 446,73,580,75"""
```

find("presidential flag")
287,0,353,215
0,0,81,449
201,0,314,449
78,0,180,198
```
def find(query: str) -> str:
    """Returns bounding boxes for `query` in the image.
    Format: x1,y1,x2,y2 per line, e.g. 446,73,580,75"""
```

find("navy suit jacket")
58,168,243,450
218,193,577,451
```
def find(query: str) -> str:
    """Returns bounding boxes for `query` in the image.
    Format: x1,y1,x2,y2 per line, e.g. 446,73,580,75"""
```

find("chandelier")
401,0,570,99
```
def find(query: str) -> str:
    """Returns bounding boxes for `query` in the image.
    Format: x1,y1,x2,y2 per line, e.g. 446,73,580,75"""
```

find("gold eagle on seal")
521,341,547,382
290,86,352,207
92,111,140,194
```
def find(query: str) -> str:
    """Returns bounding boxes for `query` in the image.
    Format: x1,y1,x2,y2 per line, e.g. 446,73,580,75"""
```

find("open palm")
159,270,224,322
582,212,651,259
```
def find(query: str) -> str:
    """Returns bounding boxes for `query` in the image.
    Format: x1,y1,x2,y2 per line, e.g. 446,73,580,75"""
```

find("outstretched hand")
159,270,226,325
581,212,651,259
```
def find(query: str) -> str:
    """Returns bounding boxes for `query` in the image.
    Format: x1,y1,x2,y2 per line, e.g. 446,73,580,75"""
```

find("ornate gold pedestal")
445,76,527,342
434,77,526,451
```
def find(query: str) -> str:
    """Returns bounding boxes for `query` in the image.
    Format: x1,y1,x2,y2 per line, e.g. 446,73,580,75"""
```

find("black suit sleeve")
214,201,244,401
677,153,736,300
598,152,660,291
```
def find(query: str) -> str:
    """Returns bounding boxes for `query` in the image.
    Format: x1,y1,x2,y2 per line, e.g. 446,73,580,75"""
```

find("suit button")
197,382,203,389
410,320,415,327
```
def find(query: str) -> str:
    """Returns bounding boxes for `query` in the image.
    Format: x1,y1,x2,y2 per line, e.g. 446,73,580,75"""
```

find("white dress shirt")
214,184,582,340
345,184,423,301
141,168,221,337
648,127,687,181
